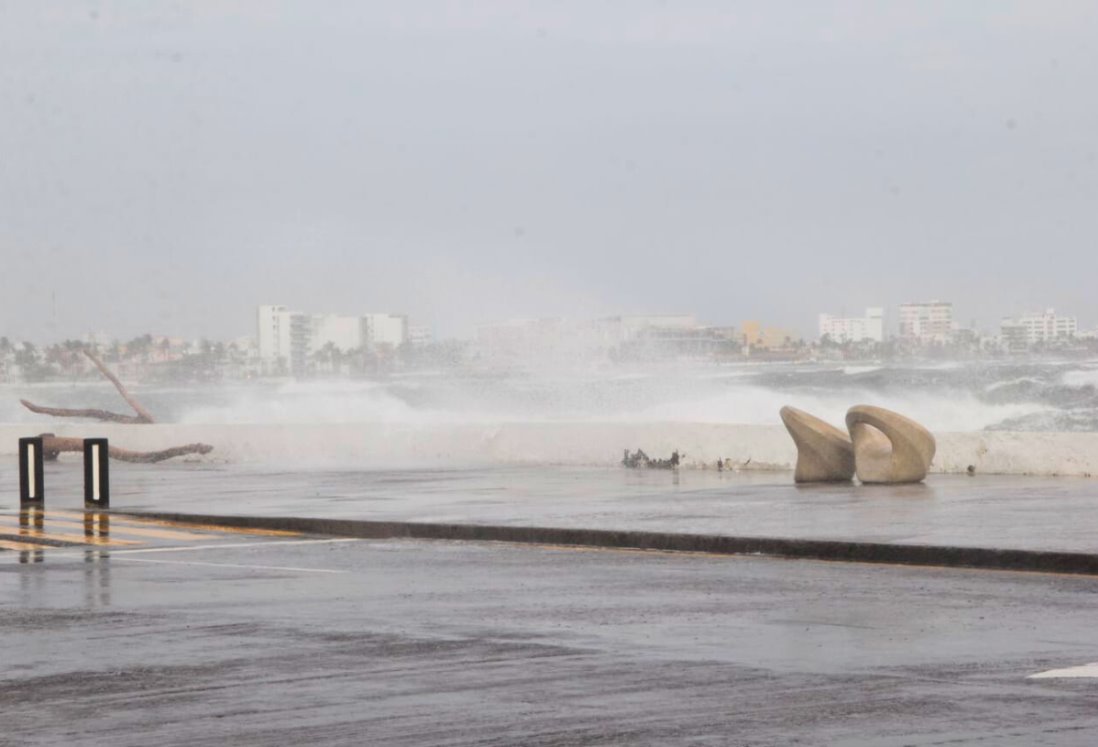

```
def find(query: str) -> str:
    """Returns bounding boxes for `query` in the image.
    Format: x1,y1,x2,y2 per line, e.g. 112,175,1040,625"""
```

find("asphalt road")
3,536,1098,746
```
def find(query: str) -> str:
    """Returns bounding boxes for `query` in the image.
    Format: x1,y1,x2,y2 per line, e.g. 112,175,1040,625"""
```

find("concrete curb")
116,510,1098,576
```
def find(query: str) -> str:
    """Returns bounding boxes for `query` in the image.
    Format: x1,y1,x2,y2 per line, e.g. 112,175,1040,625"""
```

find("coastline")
1,422,1096,477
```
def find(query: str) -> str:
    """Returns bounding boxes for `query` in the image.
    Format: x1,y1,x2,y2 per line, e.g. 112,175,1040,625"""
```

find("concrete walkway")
2,462,1097,556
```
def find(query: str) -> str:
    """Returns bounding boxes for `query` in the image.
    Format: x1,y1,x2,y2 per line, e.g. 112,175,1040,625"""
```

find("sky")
1,0,1097,342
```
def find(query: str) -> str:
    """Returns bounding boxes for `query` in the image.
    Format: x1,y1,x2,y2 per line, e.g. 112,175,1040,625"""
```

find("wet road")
4,461,1097,555
3,536,1098,745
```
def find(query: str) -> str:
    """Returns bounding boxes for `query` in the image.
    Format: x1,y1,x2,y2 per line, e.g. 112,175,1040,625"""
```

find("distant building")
1000,309,1077,348
257,305,309,373
257,305,409,374
741,321,801,351
818,308,884,343
474,314,710,363
898,301,953,344
407,324,433,347
363,313,409,349
476,318,567,361
313,314,363,353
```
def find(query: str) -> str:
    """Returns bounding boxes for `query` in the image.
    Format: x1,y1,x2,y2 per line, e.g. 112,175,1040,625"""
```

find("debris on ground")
622,449,682,469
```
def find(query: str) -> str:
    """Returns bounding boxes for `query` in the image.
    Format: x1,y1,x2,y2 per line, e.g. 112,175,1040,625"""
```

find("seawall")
0,422,1096,477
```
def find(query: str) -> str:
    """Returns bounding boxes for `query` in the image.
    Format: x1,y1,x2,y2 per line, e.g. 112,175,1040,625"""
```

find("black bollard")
18,436,45,506
83,438,110,508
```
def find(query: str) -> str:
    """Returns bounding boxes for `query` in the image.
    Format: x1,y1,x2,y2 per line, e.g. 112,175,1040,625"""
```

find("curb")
113,510,1098,576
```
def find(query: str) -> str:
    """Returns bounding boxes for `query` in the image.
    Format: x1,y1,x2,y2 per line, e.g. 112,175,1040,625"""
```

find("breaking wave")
4,358,1098,432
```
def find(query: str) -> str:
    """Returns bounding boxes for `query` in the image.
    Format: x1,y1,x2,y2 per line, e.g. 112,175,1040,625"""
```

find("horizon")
3,298,1095,347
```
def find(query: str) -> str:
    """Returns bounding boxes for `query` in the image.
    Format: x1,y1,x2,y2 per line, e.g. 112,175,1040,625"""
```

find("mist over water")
4,359,1098,433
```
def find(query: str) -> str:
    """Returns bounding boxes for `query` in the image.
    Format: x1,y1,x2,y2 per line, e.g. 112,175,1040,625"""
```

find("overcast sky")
2,1,1097,342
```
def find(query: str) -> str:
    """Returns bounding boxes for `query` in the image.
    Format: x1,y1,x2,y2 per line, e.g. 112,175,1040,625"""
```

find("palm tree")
312,341,339,374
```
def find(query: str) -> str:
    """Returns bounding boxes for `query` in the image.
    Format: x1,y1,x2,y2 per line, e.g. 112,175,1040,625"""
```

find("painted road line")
28,538,360,562
51,511,301,537
110,556,347,574
108,538,360,555
1,515,228,543
0,516,139,544
1029,662,1098,679
112,519,301,538
0,524,141,547
0,539,53,552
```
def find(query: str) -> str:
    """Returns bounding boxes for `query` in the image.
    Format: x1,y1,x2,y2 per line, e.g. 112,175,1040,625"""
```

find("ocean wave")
5,359,1098,432
1061,369,1098,388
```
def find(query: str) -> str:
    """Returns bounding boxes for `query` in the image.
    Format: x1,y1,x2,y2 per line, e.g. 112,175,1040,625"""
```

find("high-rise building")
818,308,884,343
257,306,409,374
898,301,953,343
1000,309,1077,347
257,305,308,373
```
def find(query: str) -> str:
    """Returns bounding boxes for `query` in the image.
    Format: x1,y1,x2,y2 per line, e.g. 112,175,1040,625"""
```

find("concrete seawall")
0,422,1096,477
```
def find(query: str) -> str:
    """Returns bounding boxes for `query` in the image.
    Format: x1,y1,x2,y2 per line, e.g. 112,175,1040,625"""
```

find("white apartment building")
257,305,307,372
1000,309,1077,347
818,308,884,343
898,301,953,343
363,313,409,348
257,306,409,373
313,314,363,353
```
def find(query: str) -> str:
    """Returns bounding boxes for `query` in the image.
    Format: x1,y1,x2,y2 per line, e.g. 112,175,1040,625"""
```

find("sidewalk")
3,462,1095,557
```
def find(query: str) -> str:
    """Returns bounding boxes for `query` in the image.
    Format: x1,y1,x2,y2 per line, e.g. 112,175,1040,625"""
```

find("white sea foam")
0,360,1081,435
1061,369,1098,388
983,376,1042,393
624,385,1047,432
175,374,1050,433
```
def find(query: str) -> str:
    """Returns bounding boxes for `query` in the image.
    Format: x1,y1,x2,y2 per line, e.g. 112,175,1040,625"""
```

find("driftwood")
19,348,213,463
21,349,155,424
41,435,213,464
84,349,156,422
20,401,149,424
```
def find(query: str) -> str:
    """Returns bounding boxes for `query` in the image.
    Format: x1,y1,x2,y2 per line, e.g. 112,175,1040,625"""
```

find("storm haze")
2,1,1097,341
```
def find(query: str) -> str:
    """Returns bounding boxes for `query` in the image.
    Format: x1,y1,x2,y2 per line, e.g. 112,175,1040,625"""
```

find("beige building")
898,301,953,343
741,320,800,350
818,308,884,343
1000,309,1077,348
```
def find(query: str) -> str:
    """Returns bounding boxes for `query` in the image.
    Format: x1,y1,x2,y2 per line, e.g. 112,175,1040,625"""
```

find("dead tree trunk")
19,348,214,462
84,349,156,423
20,400,148,424
41,435,213,464
20,349,155,424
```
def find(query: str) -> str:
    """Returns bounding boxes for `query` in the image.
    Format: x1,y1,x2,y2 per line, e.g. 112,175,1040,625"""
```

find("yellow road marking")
112,557,347,574
0,516,220,543
0,539,52,552
47,511,301,538
0,525,139,547
111,518,300,538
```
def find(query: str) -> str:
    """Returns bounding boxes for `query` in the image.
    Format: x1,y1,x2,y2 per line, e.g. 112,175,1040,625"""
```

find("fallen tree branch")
19,400,148,425
19,348,156,424
83,349,156,423
40,435,213,464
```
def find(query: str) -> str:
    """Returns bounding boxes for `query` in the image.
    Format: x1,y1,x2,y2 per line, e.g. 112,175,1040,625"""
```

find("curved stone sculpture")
845,405,936,484
779,406,855,483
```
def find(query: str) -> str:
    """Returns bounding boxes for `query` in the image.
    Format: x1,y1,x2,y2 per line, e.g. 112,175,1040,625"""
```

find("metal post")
18,436,44,506
83,438,110,509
